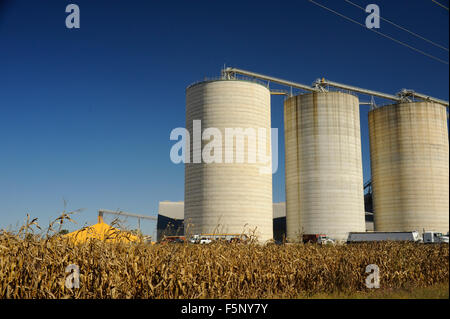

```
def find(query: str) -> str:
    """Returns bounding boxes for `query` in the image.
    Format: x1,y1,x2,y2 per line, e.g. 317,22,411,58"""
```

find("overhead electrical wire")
344,0,448,52
431,0,449,11
307,0,449,65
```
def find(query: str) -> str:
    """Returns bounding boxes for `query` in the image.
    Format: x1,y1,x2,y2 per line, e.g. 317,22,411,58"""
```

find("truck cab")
189,234,212,244
423,231,449,244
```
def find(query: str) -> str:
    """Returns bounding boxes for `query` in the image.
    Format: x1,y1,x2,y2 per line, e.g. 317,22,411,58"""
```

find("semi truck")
347,231,421,243
423,231,449,244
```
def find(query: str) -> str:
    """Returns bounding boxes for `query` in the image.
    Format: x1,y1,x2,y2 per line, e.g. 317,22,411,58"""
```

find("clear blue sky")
0,0,448,237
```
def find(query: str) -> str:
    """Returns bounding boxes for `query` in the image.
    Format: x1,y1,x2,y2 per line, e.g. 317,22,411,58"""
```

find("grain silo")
369,101,449,234
185,79,273,241
284,91,365,241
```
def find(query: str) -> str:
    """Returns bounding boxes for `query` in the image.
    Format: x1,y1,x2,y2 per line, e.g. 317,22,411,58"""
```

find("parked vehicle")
423,231,449,244
199,237,212,244
347,231,421,243
190,234,248,244
161,235,186,244
302,234,335,245
189,234,212,244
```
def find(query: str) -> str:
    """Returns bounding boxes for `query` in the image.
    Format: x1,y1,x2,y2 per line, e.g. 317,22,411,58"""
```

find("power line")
431,0,449,11
345,0,448,52
307,0,449,65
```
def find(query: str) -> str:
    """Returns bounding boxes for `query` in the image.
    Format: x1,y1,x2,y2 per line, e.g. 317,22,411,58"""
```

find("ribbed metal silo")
369,102,449,234
185,80,273,241
284,91,366,241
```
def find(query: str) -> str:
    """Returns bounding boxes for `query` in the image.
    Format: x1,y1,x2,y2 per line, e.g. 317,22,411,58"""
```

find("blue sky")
0,0,448,237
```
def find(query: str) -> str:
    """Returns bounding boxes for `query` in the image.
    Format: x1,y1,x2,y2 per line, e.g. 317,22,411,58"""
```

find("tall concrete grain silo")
369,102,449,234
185,80,273,241
284,91,366,241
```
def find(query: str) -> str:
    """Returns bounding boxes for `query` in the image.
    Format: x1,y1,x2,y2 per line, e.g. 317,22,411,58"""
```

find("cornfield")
1,229,448,298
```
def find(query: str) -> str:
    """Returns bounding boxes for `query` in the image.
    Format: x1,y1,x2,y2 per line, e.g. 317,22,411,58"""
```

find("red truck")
161,235,186,244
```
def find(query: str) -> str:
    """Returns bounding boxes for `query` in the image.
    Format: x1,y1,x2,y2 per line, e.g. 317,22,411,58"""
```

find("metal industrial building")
272,202,286,242
157,201,184,241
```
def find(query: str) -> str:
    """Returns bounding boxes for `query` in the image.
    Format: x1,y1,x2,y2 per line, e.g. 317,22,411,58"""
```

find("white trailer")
347,231,421,243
